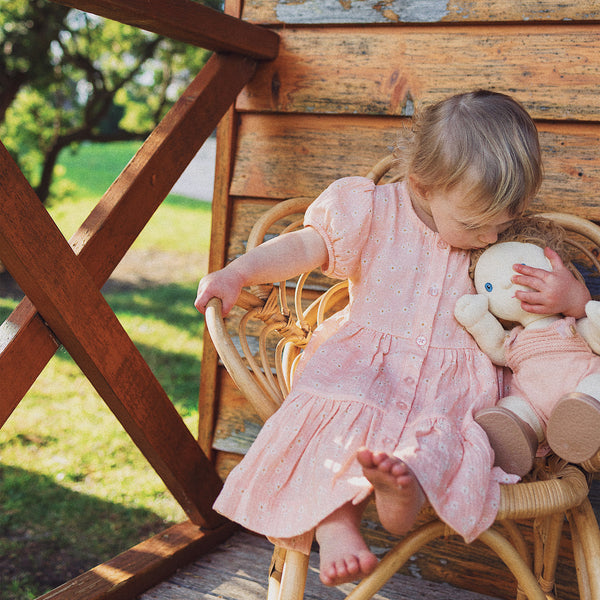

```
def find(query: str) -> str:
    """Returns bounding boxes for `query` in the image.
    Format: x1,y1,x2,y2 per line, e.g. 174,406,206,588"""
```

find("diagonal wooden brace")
0,52,257,426
0,52,260,527
0,139,224,527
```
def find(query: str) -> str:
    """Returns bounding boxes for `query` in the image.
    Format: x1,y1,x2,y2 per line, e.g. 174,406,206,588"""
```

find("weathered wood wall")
199,2,600,599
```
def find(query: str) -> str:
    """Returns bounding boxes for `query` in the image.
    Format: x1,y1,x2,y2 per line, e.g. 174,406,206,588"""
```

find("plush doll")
454,217,600,476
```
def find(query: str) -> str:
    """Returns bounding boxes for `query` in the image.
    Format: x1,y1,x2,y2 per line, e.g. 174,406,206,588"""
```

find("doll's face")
474,241,553,323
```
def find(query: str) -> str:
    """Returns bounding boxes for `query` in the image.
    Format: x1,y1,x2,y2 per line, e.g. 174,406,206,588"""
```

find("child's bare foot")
357,447,425,535
315,502,378,586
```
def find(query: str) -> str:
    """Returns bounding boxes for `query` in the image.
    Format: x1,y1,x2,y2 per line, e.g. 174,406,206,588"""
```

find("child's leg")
315,500,378,586
357,447,425,535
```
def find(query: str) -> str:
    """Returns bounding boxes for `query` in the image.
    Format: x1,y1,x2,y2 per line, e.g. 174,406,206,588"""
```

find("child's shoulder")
328,175,377,193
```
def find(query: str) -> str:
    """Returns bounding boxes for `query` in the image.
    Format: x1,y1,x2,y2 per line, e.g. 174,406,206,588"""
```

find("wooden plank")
243,0,600,24
197,0,246,458
49,0,279,59
38,521,237,600
230,114,600,219
0,141,224,528
212,368,263,456
0,300,60,426
140,530,504,600
236,25,600,121
0,53,257,428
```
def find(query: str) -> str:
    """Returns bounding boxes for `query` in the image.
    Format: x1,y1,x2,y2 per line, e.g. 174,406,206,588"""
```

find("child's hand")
512,247,591,318
194,267,244,315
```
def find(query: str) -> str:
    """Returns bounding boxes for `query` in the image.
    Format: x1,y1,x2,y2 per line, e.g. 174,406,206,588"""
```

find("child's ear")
408,175,428,201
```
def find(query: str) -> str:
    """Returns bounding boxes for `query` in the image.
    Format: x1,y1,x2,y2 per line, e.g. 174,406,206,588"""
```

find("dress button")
416,335,427,346
404,376,415,386
437,240,449,250
429,286,439,296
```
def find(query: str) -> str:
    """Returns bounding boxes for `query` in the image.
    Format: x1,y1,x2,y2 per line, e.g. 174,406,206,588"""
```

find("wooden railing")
0,0,278,530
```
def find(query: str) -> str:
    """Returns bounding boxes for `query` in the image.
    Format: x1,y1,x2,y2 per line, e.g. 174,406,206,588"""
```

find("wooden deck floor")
140,531,502,600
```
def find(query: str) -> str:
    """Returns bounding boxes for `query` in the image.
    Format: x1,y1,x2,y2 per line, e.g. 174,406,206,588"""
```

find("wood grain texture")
236,25,600,121
140,530,504,600
229,114,600,219
0,53,255,426
243,0,600,25
0,141,224,528
38,521,236,600
197,3,248,455
50,0,279,59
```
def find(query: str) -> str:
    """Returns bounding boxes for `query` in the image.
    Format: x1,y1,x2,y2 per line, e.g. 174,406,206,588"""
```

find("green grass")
0,142,212,599
50,141,213,254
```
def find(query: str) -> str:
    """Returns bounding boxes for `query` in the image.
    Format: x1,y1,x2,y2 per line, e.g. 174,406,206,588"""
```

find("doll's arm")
576,300,600,354
454,294,509,365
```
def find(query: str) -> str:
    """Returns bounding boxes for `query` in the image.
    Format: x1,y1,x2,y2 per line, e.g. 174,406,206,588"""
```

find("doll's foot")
357,448,424,536
475,407,538,477
547,392,600,463
316,502,378,586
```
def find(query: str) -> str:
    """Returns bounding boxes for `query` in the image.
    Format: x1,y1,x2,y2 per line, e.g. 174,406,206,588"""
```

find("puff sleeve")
304,177,375,279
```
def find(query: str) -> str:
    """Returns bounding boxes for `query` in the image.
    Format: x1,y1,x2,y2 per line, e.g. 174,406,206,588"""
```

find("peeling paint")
275,0,450,24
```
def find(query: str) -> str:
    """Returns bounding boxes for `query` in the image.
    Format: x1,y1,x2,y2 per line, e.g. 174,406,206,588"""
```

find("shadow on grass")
103,281,203,335
0,464,169,600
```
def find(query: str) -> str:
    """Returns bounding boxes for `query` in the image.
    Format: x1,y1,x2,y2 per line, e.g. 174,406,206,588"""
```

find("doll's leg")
315,499,378,586
475,396,543,477
547,375,600,463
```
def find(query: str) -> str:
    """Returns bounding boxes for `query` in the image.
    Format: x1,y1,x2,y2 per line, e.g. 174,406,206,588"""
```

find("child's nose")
479,229,499,244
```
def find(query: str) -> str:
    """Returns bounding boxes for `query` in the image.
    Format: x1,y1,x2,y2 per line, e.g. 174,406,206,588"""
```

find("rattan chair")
205,155,600,600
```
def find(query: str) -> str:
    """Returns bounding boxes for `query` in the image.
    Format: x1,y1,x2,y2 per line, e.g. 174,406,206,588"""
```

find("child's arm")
511,247,591,318
195,226,328,315
454,294,508,365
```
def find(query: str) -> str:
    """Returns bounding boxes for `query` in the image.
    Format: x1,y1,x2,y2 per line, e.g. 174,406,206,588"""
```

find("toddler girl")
195,90,585,587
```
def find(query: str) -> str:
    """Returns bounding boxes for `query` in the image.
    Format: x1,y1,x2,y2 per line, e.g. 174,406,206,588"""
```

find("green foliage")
1,0,215,202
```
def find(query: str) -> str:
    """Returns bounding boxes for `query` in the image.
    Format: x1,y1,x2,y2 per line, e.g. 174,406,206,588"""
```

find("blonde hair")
469,216,580,281
395,90,543,224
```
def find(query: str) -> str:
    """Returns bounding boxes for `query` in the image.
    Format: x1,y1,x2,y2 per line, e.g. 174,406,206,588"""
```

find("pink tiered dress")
213,177,518,552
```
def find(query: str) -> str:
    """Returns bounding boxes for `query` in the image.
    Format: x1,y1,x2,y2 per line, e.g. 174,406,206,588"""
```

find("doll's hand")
454,294,489,328
512,247,591,318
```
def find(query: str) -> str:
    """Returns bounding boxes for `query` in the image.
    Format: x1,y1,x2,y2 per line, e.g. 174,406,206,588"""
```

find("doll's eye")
484,282,493,292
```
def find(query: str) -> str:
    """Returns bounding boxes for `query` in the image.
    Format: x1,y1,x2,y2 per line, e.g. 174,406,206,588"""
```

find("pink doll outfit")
213,177,518,553
506,317,600,424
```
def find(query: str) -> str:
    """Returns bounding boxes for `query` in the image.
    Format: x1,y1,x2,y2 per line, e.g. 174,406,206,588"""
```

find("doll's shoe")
547,392,600,464
475,407,538,477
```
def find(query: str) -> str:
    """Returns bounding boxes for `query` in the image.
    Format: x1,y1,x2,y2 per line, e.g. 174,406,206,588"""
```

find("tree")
0,0,217,203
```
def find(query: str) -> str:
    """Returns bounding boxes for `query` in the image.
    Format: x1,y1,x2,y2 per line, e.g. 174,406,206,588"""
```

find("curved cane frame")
205,155,600,600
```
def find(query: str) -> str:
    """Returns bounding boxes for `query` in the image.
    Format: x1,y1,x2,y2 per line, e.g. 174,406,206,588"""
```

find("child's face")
425,183,513,250
474,241,553,322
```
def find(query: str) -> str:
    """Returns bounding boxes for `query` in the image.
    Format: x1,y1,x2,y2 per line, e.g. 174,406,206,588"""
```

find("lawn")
0,141,213,599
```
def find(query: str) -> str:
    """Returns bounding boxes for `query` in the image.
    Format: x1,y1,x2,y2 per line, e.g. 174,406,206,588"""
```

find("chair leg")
568,498,600,600
478,529,546,600
345,520,449,600
268,546,287,600
532,514,563,596
278,549,309,600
